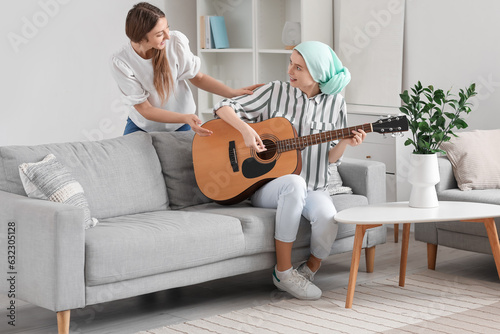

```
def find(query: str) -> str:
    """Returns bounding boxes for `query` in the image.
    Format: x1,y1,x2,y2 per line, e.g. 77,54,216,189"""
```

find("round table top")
334,201,500,225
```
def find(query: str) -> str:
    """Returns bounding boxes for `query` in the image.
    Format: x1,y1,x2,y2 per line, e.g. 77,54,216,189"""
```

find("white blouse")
111,31,201,132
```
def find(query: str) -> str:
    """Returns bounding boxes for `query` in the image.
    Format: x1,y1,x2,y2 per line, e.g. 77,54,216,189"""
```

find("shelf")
200,48,253,53
196,0,332,115
258,49,293,54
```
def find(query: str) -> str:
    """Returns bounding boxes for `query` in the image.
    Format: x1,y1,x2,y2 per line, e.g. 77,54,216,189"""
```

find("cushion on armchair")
327,164,352,195
440,129,500,191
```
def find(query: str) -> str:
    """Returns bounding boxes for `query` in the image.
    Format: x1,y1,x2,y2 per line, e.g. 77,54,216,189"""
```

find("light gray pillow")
19,154,98,229
440,129,500,191
150,131,212,209
327,163,352,195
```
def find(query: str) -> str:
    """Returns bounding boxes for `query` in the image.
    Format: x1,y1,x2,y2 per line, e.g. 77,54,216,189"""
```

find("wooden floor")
1,228,499,334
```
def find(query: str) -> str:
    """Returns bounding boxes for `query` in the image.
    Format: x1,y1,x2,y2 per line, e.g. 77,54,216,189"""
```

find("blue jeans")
123,118,191,135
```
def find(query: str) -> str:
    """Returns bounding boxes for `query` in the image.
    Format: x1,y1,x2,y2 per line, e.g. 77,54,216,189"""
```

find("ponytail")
126,2,173,103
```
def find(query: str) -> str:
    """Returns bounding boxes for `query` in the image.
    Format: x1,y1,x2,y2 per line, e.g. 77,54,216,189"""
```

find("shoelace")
290,270,310,289
298,263,314,281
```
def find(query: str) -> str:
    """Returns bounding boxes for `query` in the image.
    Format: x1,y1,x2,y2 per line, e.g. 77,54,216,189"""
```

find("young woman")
111,2,261,135
213,41,366,300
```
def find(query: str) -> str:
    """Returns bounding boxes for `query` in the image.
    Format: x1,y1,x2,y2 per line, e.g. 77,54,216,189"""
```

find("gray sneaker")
272,267,322,300
297,261,319,282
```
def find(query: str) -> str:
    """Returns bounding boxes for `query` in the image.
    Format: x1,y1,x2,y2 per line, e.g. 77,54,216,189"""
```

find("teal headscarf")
294,41,351,95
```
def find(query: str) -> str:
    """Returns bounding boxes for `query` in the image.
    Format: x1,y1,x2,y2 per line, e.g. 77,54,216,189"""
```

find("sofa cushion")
150,131,212,209
182,202,293,255
19,154,98,229
85,210,245,286
0,132,167,219
439,188,500,206
185,193,369,256
440,129,500,190
435,220,500,239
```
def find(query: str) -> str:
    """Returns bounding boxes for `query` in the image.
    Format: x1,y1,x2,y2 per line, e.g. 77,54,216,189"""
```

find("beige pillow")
440,129,500,191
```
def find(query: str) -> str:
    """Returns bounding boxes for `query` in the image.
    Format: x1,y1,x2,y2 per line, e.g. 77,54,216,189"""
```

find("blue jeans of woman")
123,118,191,135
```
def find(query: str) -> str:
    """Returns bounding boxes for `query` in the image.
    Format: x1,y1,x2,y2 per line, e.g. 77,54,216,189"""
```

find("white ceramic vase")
408,153,440,208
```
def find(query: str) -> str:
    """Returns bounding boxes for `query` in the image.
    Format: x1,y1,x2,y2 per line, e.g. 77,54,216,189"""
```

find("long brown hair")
125,2,173,103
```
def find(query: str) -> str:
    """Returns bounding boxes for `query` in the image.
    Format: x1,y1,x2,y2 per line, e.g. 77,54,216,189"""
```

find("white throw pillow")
327,164,352,195
19,154,98,229
440,129,500,191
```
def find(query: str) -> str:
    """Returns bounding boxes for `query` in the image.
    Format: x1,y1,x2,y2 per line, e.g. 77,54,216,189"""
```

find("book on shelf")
200,15,229,49
210,16,229,49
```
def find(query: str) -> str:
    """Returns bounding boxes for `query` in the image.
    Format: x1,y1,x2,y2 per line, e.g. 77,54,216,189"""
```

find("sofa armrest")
338,158,386,204
0,190,85,312
436,155,458,193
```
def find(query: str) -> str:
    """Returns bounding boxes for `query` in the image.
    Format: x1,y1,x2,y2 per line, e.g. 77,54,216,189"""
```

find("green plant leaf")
418,122,431,132
399,106,409,115
403,82,476,155
455,119,468,129
400,91,410,104
437,116,446,127
404,138,415,147
444,112,456,119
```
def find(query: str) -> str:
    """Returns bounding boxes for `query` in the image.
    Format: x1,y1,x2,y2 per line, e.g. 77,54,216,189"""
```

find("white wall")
333,0,500,131
404,0,500,130
0,0,195,146
2,0,498,147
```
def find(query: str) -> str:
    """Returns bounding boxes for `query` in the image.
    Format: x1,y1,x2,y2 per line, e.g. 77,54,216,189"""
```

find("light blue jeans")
251,174,338,259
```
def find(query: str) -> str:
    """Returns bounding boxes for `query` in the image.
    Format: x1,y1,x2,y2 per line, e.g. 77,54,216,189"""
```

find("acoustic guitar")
192,116,408,205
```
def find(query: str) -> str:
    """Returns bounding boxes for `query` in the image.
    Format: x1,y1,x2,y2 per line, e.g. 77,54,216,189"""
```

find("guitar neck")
277,123,373,152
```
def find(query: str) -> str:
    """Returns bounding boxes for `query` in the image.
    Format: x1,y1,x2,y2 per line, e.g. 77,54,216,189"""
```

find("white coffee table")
335,201,500,308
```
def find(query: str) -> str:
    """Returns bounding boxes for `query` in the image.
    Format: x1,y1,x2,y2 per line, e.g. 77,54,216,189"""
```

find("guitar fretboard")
277,123,372,152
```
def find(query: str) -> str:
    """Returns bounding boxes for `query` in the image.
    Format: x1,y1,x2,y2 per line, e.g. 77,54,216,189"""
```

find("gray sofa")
0,131,386,333
415,155,500,268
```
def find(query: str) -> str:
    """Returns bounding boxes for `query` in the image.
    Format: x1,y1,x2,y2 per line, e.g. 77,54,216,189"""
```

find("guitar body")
192,117,302,205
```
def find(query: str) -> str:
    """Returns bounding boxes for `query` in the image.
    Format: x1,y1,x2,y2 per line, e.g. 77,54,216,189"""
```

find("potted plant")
399,81,477,207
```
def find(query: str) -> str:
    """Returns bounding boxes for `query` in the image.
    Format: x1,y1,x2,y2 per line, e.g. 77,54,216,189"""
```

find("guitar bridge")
229,141,239,172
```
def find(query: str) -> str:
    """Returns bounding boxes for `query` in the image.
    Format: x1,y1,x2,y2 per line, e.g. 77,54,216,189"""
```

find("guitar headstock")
372,116,409,134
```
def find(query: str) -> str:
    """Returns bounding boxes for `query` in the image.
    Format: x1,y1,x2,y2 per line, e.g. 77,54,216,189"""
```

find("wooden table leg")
345,225,366,308
427,243,438,270
345,224,382,308
483,218,500,280
462,218,500,280
394,223,399,243
399,223,411,287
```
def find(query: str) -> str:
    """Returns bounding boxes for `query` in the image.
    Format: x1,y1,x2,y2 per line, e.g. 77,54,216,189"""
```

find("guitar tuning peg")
391,133,396,138
399,132,405,137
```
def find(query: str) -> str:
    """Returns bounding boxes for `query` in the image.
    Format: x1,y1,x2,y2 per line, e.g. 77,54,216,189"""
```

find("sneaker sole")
272,276,322,300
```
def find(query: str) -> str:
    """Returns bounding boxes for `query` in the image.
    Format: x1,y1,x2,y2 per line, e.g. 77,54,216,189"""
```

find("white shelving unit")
196,0,332,121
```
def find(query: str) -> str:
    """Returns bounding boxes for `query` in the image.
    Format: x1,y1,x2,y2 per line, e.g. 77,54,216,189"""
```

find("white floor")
1,228,498,334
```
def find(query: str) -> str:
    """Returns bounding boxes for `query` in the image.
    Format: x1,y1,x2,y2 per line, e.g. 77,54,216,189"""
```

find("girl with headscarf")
111,2,262,136
213,41,366,300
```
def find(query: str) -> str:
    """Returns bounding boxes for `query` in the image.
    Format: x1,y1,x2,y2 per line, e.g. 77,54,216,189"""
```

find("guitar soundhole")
256,139,277,161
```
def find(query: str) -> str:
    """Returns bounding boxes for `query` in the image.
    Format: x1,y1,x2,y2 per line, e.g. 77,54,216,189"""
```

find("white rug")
139,270,500,334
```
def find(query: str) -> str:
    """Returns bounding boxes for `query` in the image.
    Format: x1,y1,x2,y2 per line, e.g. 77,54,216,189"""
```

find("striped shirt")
213,81,347,191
